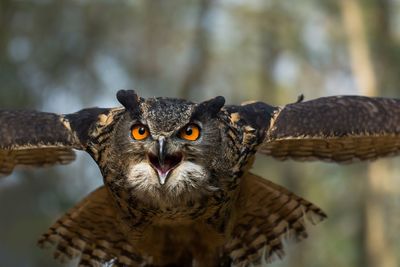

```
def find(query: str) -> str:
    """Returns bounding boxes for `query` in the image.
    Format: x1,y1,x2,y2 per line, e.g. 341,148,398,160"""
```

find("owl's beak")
158,136,166,166
148,137,182,185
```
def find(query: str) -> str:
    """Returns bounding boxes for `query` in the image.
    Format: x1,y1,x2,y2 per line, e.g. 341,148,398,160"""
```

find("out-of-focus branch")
179,0,213,99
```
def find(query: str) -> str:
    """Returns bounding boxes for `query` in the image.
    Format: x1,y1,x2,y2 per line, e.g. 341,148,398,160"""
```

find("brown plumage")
38,186,144,266
262,96,400,162
1,90,400,266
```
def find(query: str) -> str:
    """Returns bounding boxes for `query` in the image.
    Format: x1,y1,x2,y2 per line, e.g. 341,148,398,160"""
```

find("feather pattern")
3,92,400,266
0,108,111,176
259,96,400,162
228,173,326,267
38,186,145,266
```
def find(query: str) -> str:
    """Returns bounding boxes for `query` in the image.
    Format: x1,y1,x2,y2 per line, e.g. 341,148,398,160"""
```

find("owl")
1,90,400,267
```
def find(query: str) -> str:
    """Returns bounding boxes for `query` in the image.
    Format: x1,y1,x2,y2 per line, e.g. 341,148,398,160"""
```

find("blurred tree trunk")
340,1,397,267
258,10,280,103
367,0,400,95
179,0,213,99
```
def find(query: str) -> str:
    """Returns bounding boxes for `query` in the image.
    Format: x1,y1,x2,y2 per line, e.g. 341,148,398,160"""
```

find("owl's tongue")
148,152,182,185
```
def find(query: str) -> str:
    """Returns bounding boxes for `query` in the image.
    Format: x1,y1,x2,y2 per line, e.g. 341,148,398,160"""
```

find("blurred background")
1,0,400,266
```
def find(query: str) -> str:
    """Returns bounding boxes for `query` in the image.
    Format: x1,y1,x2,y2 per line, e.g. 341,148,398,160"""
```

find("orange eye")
179,124,201,141
131,124,150,140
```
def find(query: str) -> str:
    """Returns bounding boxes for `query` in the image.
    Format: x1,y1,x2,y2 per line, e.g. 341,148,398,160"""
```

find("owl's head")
104,90,234,204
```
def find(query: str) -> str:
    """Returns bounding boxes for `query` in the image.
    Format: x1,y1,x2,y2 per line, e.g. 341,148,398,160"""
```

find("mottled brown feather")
259,95,400,162
38,186,145,266
228,173,326,266
0,108,111,176
5,93,400,266
0,147,76,176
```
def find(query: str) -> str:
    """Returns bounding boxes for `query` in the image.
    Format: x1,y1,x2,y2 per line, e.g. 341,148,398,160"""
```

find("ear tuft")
197,96,225,117
116,90,142,112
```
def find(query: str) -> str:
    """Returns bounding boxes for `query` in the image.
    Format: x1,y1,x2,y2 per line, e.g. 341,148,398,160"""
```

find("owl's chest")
122,196,232,265
143,194,228,223
138,219,226,266
114,188,236,239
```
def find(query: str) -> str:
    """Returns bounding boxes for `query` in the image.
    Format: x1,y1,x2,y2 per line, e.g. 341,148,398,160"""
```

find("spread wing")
0,108,112,176
227,173,326,266
262,95,400,162
227,95,400,163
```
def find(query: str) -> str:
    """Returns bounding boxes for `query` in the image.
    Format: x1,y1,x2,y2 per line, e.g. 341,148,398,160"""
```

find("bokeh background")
1,0,400,266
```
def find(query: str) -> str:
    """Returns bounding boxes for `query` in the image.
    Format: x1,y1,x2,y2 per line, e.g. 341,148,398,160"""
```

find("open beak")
148,137,182,185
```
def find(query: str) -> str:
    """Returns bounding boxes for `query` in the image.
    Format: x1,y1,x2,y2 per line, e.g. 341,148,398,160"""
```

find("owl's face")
105,95,232,205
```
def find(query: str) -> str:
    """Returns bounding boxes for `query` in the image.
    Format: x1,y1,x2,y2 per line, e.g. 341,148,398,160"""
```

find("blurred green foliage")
1,0,400,266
